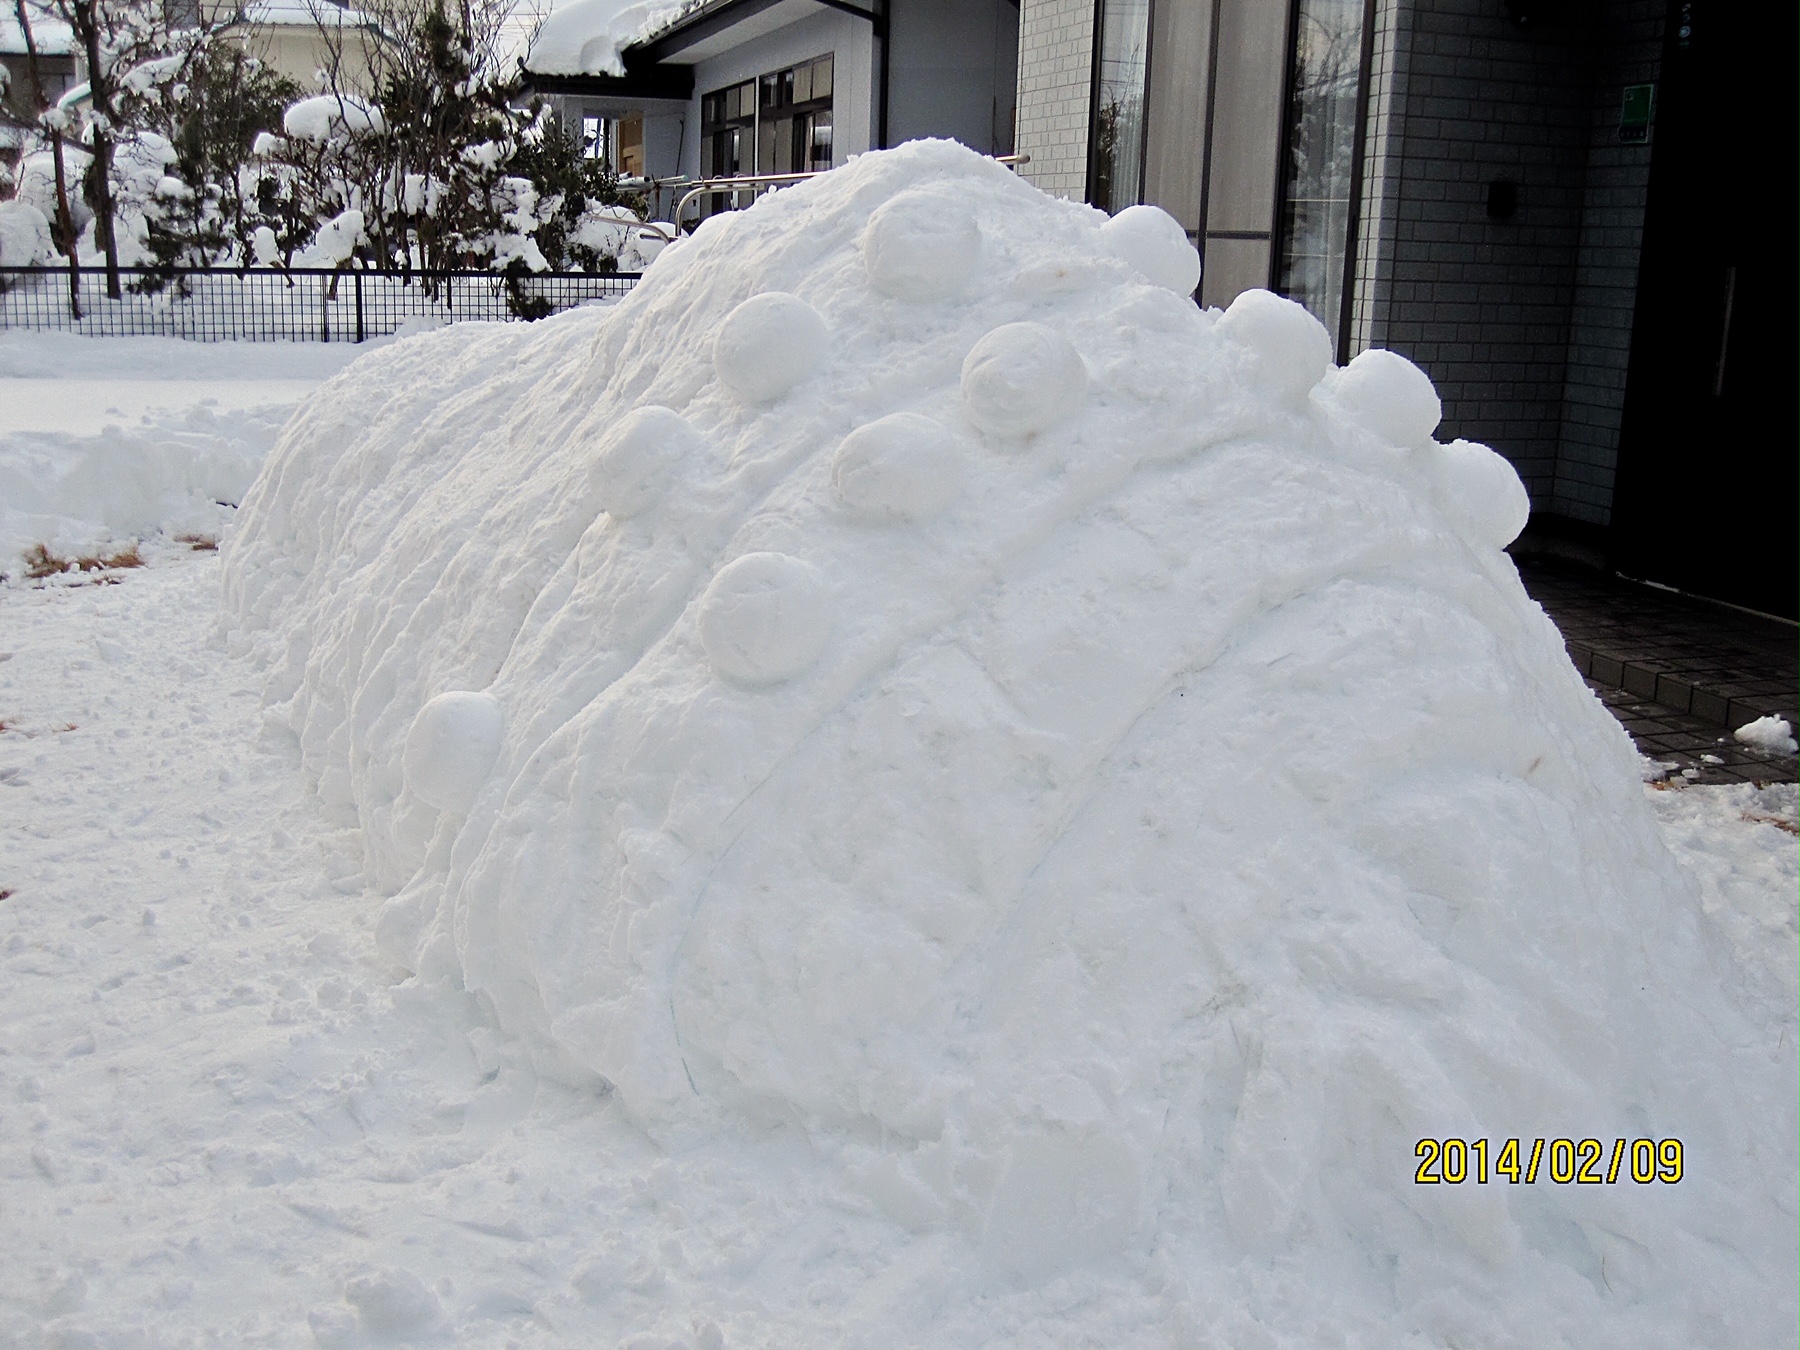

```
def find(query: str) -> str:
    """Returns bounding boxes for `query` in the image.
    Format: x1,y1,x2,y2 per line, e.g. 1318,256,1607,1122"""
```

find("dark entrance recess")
1610,0,1797,619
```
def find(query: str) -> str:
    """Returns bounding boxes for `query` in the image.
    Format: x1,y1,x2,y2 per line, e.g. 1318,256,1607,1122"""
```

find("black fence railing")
0,266,643,342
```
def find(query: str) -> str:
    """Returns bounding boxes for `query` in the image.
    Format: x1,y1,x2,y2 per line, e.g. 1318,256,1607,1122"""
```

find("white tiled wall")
1014,0,1094,198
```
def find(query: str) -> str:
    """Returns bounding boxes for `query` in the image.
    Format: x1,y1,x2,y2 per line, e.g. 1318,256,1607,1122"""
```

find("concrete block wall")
1015,0,1094,198
1352,0,1599,507
1347,0,1411,358
1551,0,1662,525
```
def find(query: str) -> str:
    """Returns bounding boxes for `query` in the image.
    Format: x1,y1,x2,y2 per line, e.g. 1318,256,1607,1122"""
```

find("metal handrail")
669,152,1031,240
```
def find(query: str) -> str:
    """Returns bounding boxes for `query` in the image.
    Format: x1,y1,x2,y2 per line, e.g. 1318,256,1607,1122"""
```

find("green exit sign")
1620,84,1655,142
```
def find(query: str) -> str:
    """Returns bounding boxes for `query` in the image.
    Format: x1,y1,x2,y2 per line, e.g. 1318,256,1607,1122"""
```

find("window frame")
1270,0,1378,362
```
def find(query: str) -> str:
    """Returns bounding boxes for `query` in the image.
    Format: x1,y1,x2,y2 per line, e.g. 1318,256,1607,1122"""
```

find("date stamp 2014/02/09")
1415,1137,1683,1185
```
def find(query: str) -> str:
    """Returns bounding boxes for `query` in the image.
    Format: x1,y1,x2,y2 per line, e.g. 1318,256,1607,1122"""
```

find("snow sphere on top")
1217,288,1333,400
1423,439,1531,549
960,322,1089,439
862,191,983,300
698,552,834,687
1334,348,1441,448
404,690,504,815
1101,204,1201,294
713,292,830,403
591,405,701,519
832,413,966,522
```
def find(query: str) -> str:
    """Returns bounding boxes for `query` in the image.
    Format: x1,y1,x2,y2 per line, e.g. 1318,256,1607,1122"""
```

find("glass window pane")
1276,0,1368,352
793,63,812,104
1090,0,1152,214
813,54,832,100
809,111,833,171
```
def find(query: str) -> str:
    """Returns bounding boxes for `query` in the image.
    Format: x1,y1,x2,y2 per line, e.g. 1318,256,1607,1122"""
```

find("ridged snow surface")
223,141,1792,1344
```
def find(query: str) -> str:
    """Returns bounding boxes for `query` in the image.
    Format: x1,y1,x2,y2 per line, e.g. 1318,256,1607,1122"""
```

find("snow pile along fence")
0,266,641,341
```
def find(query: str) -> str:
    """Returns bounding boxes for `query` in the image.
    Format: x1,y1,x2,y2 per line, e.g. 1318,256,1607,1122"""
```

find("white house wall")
887,0,1020,155
683,9,875,178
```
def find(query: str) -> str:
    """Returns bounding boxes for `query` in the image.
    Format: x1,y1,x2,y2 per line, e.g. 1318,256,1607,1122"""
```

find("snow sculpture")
861,189,984,300
1100,202,1201,294
590,405,699,519
960,322,1088,437
696,552,833,687
402,691,503,814
713,291,829,402
225,139,1793,1348
831,412,965,521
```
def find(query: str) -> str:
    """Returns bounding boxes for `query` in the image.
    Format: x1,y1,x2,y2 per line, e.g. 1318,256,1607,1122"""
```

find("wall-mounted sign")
1620,84,1655,142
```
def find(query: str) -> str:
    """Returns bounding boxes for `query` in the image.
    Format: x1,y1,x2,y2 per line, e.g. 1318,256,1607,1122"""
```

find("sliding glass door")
1088,0,1154,213
1274,0,1372,355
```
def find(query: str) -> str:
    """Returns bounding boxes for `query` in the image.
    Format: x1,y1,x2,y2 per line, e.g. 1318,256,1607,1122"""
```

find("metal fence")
0,266,643,342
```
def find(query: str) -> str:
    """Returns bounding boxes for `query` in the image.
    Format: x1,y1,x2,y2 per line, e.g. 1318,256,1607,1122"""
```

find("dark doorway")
1611,0,1797,619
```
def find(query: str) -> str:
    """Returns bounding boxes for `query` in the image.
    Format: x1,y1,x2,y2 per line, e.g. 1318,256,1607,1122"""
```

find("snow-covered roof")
236,0,379,30
0,5,76,57
515,0,701,77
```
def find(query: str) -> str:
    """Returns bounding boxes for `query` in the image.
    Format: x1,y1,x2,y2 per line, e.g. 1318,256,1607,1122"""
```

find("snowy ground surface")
0,333,378,577
0,551,1792,1346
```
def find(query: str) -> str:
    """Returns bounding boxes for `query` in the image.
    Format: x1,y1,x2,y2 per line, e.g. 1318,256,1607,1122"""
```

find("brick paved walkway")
1517,558,1797,786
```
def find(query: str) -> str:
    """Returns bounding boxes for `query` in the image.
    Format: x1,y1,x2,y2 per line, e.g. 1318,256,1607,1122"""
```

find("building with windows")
521,0,1021,202
1015,0,1792,618
1,5,80,169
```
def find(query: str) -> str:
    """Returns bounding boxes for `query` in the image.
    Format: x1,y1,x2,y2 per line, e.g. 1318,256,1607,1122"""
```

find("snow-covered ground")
0,332,377,578
1,550,1791,1345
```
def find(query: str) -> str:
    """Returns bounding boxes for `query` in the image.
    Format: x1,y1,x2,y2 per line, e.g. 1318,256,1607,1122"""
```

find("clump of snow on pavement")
219,141,1795,1343
1735,714,1798,756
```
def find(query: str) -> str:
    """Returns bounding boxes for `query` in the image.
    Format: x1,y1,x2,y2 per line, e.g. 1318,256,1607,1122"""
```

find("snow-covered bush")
0,199,55,265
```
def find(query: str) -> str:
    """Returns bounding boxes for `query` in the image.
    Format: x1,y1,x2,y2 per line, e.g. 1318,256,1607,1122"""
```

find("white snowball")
404,691,505,814
1423,439,1531,549
698,552,834,687
862,191,983,300
960,322,1088,438
1334,348,1441,447
591,405,701,519
831,413,966,522
713,292,829,403
1101,204,1201,294
1217,288,1333,400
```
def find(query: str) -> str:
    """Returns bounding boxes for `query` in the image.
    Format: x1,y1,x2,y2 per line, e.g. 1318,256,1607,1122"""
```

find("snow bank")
223,141,1795,1344
0,401,289,574
0,337,369,577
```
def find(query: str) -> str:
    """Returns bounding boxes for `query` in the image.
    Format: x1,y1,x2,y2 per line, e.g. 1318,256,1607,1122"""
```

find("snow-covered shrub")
0,199,55,265
12,144,92,236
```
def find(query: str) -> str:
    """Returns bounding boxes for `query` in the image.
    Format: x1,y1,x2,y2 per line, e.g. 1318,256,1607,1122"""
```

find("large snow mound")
223,141,1794,1344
